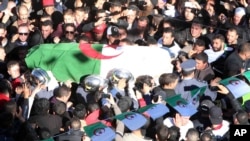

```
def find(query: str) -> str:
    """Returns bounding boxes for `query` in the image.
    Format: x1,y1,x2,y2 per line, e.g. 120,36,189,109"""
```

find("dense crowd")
1,0,250,141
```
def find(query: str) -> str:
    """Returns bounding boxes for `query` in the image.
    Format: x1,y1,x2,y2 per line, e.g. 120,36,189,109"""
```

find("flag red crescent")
79,43,122,59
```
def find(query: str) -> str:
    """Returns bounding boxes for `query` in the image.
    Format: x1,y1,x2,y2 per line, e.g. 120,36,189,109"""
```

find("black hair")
73,103,86,119
156,125,169,141
117,96,132,112
163,27,175,37
52,101,66,116
194,52,208,63
53,85,71,98
194,38,206,47
32,98,50,115
134,75,154,90
158,73,179,87
41,20,54,28
0,79,12,94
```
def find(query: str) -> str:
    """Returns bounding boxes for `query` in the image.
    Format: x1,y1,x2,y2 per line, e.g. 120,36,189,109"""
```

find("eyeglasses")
65,31,75,34
18,32,29,36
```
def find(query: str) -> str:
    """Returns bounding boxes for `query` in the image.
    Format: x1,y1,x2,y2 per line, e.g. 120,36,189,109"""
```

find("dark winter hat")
209,106,223,125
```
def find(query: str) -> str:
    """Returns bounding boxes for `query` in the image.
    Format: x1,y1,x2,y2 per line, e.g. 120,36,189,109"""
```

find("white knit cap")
235,7,246,16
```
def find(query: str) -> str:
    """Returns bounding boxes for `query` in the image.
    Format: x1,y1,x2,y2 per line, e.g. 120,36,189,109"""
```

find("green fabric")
84,122,107,138
190,86,206,97
219,77,240,86
137,104,156,113
40,138,54,141
166,94,187,107
243,71,250,81
25,43,103,83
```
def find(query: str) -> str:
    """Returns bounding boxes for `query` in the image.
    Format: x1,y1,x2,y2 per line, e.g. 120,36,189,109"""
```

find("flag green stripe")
166,94,187,106
25,43,103,83
243,71,250,81
219,77,240,86
84,122,106,137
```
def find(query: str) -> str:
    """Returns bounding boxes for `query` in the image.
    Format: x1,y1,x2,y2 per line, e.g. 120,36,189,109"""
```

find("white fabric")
212,120,230,137
163,117,194,141
158,38,181,59
100,46,173,82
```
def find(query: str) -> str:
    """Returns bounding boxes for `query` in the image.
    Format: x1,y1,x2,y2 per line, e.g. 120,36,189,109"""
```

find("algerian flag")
166,94,197,117
220,77,250,99
25,43,173,83
138,103,169,120
243,71,250,82
190,86,206,107
41,138,54,141
114,111,147,131
84,122,115,141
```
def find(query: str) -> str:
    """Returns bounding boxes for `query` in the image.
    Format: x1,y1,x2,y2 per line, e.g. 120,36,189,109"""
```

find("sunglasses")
19,32,29,36
65,31,74,34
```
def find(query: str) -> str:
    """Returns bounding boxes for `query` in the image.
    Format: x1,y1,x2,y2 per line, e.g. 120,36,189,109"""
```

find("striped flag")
190,86,206,107
138,103,169,120
220,77,250,99
84,122,115,141
114,111,147,131
166,94,197,117
25,43,173,83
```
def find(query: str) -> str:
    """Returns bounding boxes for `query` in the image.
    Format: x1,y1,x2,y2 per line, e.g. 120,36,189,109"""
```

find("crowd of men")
1,0,250,140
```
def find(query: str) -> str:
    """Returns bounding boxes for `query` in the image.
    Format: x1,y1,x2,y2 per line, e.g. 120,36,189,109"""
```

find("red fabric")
93,23,107,34
79,43,122,59
0,94,10,109
51,23,63,38
11,77,22,90
85,109,112,126
138,98,147,108
43,0,54,7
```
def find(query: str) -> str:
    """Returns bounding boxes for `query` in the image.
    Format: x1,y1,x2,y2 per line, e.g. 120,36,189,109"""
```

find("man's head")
184,2,197,22
192,39,206,54
226,27,239,45
180,59,196,77
17,5,29,24
158,73,179,89
233,7,246,25
7,60,20,79
137,16,149,32
209,106,223,125
195,52,208,70
109,1,122,19
74,7,90,24
238,42,250,61
41,20,54,39
18,23,30,42
53,85,71,103
190,20,203,38
126,5,139,24
106,26,120,44
63,9,75,24
233,110,249,125
64,23,76,41
42,0,55,16
162,27,175,46
163,18,174,29
212,34,225,52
